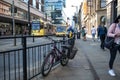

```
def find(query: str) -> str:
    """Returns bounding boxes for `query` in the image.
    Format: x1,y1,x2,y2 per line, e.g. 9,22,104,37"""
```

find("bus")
31,20,45,36
31,20,56,36
55,25,67,36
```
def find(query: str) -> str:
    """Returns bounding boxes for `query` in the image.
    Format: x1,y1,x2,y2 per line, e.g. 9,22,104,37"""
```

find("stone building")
81,0,106,35
0,0,51,36
106,0,120,27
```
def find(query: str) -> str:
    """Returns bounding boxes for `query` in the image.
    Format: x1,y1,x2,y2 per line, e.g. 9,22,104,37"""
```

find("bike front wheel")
41,53,54,76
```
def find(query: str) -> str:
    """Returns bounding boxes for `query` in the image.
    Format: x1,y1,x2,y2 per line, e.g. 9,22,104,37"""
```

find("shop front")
0,14,28,36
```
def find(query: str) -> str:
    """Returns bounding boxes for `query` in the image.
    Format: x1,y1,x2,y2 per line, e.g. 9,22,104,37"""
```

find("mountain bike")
41,36,70,76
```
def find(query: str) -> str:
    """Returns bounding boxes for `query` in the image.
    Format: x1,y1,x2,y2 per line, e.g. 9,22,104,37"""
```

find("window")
100,16,106,24
100,0,106,8
33,0,36,8
22,0,28,3
87,0,93,7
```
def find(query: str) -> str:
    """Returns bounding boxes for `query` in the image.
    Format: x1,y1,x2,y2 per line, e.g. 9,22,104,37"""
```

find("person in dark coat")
97,23,107,49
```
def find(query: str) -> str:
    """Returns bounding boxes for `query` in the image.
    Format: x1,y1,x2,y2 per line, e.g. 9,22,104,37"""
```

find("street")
0,36,63,51
34,37,120,80
0,0,120,80
0,36,120,80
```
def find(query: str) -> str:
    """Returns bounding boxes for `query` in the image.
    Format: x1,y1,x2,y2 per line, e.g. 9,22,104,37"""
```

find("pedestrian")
97,26,100,42
67,26,74,38
81,26,86,41
84,26,87,39
91,26,96,41
67,26,75,45
97,23,107,50
107,15,120,76
77,29,80,39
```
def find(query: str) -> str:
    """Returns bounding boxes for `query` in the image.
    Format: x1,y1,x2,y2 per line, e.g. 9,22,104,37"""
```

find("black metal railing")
0,35,68,80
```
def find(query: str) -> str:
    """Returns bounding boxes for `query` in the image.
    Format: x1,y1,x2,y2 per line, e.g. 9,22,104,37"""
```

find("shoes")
108,69,116,76
100,46,105,50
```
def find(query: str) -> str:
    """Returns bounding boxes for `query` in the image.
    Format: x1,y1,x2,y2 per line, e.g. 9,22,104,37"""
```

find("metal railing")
0,35,68,80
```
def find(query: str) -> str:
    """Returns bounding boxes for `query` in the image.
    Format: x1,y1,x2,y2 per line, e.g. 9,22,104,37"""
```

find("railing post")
33,35,35,42
63,35,65,44
22,36,27,80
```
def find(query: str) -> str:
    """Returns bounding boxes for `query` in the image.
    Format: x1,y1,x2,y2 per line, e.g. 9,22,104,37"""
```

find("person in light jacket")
91,26,96,41
107,15,120,77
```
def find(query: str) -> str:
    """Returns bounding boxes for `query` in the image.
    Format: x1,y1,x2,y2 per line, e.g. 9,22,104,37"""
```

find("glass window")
32,23,40,30
23,0,28,3
100,16,106,24
100,0,106,8
33,0,36,8
56,26,65,32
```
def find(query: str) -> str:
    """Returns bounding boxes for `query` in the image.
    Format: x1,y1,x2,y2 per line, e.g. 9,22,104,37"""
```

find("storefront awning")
0,14,28,25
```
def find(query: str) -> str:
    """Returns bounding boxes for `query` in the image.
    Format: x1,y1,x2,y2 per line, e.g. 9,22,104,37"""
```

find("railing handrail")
0,34,56,39
0,35,68,80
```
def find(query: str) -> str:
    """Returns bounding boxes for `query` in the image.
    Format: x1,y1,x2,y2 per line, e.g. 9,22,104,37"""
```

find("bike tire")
41,53,54,76
60,49,69,66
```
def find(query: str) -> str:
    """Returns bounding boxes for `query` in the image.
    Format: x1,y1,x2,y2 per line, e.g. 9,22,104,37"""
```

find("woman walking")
107,15,120,76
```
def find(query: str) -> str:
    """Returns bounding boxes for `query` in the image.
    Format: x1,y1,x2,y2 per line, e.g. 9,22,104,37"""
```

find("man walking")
97,23,107,50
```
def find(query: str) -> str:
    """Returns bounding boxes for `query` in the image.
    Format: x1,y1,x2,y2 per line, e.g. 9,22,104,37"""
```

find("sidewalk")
34,38,120,80
34,39,94,80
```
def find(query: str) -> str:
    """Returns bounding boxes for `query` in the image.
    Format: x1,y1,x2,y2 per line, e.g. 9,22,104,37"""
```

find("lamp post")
28,0,31,35
71,5,80,39
12,0,16,46
71,5,79,39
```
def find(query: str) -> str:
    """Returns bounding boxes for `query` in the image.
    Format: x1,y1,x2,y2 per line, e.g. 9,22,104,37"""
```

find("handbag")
104,36,114,49
104,24,117,49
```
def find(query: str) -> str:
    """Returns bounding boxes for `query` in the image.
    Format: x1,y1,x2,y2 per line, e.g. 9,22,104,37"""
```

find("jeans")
109,44,120,69
100,34,106,49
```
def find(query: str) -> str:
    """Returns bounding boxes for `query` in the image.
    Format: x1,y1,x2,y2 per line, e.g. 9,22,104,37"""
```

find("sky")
64,0,83,19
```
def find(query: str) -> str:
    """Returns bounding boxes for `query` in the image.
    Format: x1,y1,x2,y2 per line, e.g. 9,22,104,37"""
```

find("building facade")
0,0,51,36
44,0,67,25
106,0,119,27
81,0,106,35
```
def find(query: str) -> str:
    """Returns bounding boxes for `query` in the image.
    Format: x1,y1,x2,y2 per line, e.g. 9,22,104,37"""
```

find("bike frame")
50,42,63,60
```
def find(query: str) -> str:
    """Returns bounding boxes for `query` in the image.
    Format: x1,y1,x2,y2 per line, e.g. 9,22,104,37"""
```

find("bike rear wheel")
41,53,54,76
60,49,69,66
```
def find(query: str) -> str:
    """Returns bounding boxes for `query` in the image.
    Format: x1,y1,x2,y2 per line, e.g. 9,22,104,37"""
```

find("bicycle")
41,36,70,76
